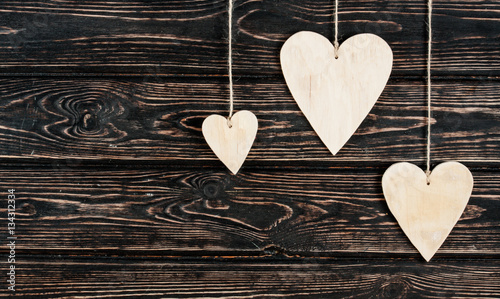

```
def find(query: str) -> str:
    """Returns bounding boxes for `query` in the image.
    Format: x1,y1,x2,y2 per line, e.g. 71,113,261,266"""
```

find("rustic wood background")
0,0,499,297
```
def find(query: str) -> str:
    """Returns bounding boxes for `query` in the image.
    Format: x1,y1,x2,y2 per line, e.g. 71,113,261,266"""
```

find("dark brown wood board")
0,78,498,163
0,167,498,255
0,0,498,76
4,256,500,298
0,0,498,297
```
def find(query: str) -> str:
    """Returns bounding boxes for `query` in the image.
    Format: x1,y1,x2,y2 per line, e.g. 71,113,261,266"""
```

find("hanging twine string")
426,0,432,183
334,0,339,58
227,0,234,127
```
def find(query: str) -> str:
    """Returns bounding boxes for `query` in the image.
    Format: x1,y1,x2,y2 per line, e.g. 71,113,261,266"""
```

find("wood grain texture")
0,167,497,255
281,32,393,156
383,162,474,261
202,110,258,174
2,257,499,298
0,78,498,163
0,0,498,76
0,1,497,297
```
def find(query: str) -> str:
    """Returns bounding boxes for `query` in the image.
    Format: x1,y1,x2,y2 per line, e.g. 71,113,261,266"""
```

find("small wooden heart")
202,110,258,174
382,161,473,261
281,31,393,155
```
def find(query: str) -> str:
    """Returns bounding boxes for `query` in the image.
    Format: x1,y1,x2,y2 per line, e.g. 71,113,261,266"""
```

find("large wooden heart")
382,162,474,261
281,31,393,155
202,110,258,174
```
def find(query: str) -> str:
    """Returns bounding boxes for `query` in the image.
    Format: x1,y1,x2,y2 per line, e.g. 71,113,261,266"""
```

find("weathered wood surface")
0,0,498,76
0,78,498,163
1,167,498,255
3,257,500,298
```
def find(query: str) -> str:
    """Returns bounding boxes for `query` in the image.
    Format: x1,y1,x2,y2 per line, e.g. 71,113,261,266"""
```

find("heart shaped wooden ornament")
202,110,258,174
281,31,393,155
382,161,473,261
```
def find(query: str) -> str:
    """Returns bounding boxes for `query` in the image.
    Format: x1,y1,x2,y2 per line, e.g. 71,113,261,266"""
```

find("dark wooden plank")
2,256,499,297
0,0,498,76
0,78,498,163
1,167,498,255
0,1,495,297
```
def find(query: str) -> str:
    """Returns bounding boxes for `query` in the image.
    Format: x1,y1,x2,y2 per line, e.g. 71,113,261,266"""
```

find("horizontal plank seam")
6,252,500,261
0,74,498,81
0,161,498,171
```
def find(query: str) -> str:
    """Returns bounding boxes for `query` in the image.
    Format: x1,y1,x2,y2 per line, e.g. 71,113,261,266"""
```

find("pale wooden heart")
281,31,393,155
382,162,473,261
202,110,258,174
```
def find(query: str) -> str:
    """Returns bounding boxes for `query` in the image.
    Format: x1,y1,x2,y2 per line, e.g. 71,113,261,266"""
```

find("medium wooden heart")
382,162,473,261
202,110,258,174
281,31,393,155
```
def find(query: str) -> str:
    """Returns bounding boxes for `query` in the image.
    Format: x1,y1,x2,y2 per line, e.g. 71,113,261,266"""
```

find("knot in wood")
20,203,37,216
71,99,105,135
203,182,222,199
81,113,98,131
376,276,410,298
